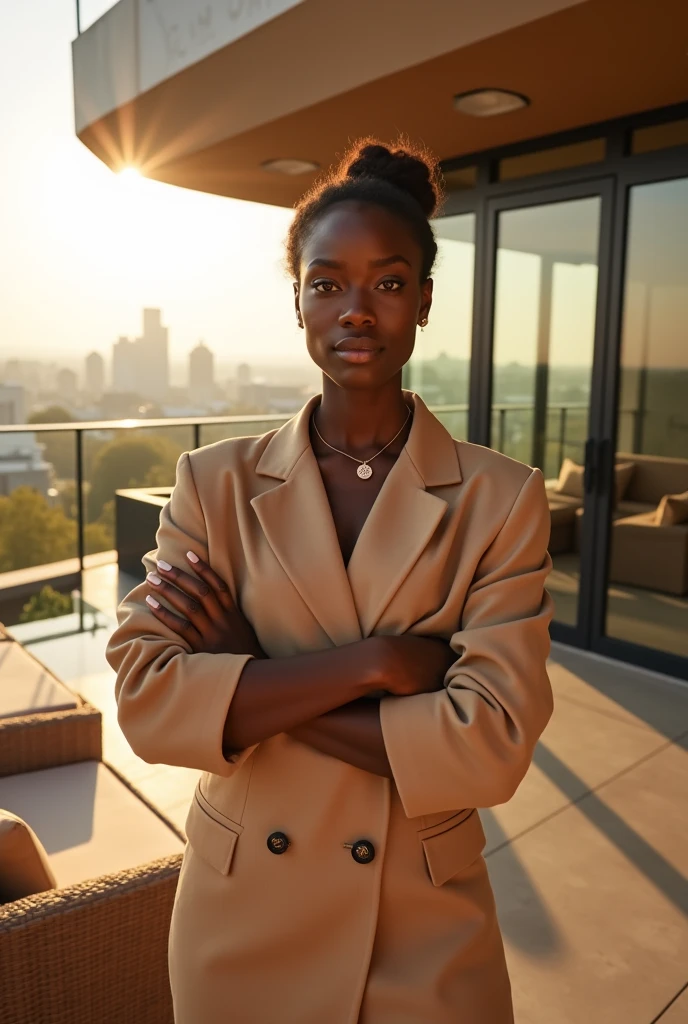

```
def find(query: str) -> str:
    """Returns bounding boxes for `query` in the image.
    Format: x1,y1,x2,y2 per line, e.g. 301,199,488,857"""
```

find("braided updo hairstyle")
286,138,444,283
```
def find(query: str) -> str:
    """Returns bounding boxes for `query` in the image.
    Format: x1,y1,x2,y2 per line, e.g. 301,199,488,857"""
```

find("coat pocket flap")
420,809,486,887
184,789,242,876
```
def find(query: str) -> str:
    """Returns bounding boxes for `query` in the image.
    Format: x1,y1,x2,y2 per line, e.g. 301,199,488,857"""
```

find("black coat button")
350,839,375,864
267,831,290,855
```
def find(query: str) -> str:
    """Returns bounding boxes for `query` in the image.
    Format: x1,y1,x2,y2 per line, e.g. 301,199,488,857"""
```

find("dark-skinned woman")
106,138,554,1024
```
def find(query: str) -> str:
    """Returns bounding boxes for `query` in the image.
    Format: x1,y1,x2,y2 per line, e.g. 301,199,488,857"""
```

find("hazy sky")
2,2,682,382
0,1,304,371
0,0,552,380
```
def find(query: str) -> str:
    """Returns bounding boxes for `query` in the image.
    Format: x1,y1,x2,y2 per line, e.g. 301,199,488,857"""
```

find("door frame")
587,152,688,680
435,104,688,677
471,178,616,652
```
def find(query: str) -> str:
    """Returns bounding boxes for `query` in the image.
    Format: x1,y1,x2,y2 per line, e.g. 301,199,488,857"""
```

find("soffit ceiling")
78,0,688,207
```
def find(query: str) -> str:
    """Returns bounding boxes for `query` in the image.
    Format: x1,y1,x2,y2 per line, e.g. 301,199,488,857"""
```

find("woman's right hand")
363,634,456,698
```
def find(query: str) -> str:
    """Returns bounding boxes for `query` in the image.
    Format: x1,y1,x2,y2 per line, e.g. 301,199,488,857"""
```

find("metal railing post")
75,428,85,631
559,406,568,472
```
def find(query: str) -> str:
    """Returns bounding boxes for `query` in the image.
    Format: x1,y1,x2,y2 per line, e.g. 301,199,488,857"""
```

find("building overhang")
72,0,688,207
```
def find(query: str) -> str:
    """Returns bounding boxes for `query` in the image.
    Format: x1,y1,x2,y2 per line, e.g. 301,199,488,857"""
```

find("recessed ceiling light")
453,89,529,118
261,158,320,175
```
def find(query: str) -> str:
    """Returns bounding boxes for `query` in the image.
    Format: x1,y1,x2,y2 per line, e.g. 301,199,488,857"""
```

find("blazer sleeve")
380,467,554,817
105,450,256,777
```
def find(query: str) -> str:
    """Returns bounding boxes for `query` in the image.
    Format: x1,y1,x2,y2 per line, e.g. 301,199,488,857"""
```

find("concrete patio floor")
7,563,688,1024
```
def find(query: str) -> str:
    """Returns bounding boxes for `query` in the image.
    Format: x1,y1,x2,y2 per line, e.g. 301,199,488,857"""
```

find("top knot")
285,136,442,281
343,140,441,218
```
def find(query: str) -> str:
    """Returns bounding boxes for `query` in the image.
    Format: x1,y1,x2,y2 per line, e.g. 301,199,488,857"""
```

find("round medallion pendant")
357,463,373,480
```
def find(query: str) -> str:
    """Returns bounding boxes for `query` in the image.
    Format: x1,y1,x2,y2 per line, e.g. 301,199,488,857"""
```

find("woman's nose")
338,297,375,327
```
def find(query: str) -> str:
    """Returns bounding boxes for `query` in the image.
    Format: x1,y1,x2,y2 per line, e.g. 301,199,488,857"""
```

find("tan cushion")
616,500,656,517
555,459,634,505
613,461,635,503
617,452,688,504
655,490,688,526
554,458,585,499
0,762,184,889
0,808,57,903
0,642,80,720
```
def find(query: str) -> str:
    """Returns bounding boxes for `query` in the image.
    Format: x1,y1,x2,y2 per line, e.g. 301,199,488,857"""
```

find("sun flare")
118,166,142,183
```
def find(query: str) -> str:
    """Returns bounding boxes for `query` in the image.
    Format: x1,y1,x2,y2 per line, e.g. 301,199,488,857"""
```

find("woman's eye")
312,279,339,293
377,279,404,292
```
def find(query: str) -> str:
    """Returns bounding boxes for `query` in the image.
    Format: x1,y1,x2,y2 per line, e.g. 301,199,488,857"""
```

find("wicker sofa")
0,626,184,1024
547,451,688,595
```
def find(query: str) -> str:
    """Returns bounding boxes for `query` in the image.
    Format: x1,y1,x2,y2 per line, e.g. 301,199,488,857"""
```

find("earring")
419,317,428,332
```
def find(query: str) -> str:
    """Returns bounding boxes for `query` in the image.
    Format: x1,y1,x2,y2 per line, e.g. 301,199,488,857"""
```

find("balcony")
1,402,686,658
1,407,687,1021
3,556,687,1023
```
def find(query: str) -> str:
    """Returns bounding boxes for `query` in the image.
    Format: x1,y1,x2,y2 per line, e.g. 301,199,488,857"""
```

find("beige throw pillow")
0,808,57,904
655,490,688,526
554,458,585,499
555,457,635,505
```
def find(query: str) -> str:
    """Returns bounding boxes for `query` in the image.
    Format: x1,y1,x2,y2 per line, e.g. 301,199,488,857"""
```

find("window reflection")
606,177,688,657
490,199,601,630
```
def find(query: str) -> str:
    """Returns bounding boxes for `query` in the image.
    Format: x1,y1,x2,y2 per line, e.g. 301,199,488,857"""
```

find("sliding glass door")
488,190,604,636
602,175,688,659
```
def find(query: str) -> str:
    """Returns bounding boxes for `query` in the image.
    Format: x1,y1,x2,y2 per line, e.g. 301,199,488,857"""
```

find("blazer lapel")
346,393,463,637
250,390,463,645
250,395,363,648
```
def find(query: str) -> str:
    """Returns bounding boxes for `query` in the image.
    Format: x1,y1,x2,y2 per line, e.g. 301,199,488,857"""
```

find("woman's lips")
334,349,381,364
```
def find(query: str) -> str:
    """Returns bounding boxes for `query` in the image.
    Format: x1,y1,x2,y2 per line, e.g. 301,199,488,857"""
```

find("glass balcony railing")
0,402,645,633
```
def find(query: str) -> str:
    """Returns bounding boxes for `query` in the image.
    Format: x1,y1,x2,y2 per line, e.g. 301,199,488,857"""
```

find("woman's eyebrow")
306,254,412,271
369,255,412,269
306,258,343,270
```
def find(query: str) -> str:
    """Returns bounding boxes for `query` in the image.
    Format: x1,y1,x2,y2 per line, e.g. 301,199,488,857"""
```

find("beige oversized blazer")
106,390,554,1024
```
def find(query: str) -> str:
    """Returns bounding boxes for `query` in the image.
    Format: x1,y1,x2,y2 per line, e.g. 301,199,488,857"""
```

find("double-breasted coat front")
106,390,554,1024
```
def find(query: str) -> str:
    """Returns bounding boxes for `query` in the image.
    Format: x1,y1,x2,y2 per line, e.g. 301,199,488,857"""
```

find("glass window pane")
499,139,605,182
491,198,601,630
443,166,478,192
403,213,475,439
606,177,688,658
631,119,688,155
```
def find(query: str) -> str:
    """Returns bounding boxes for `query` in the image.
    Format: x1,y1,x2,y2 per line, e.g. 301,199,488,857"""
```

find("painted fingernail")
186,550,199,563
146,595,160,609
147,572,161,585
157,560,172,571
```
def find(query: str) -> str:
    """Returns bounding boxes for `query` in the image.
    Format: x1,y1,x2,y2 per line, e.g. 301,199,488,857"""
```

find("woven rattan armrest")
0,703,103,778
0,852,183,1024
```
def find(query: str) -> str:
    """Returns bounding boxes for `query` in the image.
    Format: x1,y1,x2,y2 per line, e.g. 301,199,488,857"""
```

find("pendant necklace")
311,405,411,479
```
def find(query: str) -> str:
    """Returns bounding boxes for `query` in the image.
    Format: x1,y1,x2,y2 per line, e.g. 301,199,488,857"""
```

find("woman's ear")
419,277,434,324
293,281,303,328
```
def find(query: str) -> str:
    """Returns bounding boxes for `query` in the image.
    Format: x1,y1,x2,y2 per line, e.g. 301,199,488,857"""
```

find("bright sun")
118,166,142,183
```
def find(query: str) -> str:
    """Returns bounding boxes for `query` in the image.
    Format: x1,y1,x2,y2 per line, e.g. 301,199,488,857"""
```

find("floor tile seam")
650,980,688,1023
484,731,686,859
553,691,688,735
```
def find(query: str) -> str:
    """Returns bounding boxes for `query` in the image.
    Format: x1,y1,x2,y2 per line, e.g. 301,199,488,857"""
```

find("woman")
106,139,554,1024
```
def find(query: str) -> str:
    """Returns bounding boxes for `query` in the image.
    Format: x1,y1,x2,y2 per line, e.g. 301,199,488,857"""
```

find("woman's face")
295,201,433,389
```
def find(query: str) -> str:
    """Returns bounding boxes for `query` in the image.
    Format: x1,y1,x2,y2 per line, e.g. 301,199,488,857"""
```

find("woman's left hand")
145,551,266,659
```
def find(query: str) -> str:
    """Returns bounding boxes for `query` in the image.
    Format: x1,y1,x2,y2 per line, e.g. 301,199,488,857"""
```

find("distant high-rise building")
56,368,78,404
237,362,251,386
138,308,169,401
189,341,215,405
112,336,137,393
0,384,51,497
111,309,170,401
85,351,105,399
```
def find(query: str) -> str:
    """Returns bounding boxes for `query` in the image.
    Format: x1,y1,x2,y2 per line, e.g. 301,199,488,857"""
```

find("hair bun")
344,140,440,218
